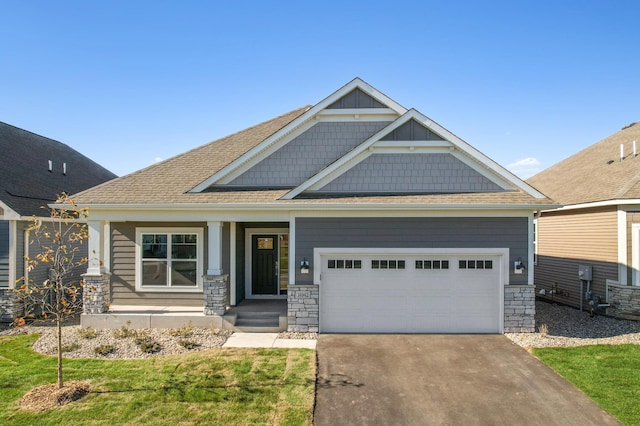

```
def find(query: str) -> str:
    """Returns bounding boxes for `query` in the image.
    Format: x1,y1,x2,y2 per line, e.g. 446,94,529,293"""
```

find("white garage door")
320,253,502,333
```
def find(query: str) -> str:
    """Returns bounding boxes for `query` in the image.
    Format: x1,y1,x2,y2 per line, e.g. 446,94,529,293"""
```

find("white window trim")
631,224,640,286
135,227,204,293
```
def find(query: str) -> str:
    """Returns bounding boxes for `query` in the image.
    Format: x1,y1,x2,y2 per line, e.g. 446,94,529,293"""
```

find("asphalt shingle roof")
0,122,117,216
527,121,640,205
72,106,553,208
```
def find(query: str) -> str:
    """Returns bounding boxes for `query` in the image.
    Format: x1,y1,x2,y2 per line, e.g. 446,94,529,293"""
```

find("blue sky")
2,1,639,179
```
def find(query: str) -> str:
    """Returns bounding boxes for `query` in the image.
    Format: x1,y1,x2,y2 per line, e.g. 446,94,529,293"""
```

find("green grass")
533,344,640,425
0,334,315,425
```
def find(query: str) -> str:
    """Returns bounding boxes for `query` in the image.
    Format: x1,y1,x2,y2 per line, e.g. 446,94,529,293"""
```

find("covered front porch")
81,217,318,332
81,299,288,331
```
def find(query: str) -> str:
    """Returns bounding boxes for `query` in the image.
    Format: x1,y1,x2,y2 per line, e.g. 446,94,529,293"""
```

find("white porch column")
207,221,224,275
86,220,104,275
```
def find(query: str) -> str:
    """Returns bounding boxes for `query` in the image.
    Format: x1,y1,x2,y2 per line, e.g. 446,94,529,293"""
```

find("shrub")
61,343,80,352
133,333,150,346
168,322,194,338
178,340,200,350
77,327,97,339
138,340,161,354
113,323,138,339
94,345,115,356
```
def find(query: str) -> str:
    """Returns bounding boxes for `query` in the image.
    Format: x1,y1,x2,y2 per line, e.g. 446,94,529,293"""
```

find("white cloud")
507,157,541,179
153,157,163,163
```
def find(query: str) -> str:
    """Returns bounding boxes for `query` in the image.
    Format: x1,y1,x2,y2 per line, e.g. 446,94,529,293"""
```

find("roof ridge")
0,120,69,148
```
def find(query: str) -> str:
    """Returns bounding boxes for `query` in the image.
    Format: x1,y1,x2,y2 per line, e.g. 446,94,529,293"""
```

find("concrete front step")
233,311,286,332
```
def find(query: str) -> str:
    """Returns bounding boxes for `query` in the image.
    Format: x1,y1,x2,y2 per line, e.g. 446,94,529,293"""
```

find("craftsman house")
0,122,117,321
74,78,555,333
528,121,640,318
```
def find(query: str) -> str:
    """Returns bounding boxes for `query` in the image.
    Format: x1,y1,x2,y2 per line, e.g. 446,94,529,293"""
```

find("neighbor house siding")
295,217,529,285
0,221,8,287
535,206,618,308
110,222,212,306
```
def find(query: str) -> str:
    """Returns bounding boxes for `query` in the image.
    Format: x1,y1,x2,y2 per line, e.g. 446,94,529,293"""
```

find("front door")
252,235,278,295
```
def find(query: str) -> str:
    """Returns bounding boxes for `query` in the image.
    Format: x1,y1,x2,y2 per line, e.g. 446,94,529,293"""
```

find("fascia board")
410,111,547,199
0,200,20,220
76,202,557,217
190,78,408,192
542,198,640,213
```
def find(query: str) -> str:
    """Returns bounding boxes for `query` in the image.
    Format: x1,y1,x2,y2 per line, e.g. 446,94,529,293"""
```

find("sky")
2,1,639,180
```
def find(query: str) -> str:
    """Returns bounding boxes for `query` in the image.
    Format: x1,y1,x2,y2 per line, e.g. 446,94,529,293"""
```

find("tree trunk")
57,317,63,389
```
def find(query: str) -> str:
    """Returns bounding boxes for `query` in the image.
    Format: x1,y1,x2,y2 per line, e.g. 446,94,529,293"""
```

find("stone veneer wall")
287,285,319,332
203,275,228,316
504,285,535,332
0,289,23,322
607,283,640,314
82,273,111,314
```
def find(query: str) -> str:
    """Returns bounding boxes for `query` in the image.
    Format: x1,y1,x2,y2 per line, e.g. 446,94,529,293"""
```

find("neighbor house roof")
0,122,117,216
527,121,640,206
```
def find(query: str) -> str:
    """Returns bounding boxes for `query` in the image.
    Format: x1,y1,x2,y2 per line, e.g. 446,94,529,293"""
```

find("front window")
136,228,203,291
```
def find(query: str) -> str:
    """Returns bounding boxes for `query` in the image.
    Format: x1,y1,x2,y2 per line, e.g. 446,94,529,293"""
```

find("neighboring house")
528,121,640,317
0,122,117,321
74,78,555,333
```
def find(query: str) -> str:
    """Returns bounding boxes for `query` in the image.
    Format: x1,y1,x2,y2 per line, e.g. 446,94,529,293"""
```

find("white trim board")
244,228,289,299
190,78,408,192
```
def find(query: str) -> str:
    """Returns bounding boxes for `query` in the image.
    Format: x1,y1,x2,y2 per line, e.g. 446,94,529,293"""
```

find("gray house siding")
327,88,387,109
295,217,528,285
110,221,219,306
380,119,444,141
228,122,389,187
0,221,8,288
318,153,504,193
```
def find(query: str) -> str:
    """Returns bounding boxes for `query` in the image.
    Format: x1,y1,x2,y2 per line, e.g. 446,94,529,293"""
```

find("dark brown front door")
252,235,278,295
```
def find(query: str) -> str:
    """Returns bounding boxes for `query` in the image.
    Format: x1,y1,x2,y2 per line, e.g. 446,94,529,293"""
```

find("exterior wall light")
300,259,310,274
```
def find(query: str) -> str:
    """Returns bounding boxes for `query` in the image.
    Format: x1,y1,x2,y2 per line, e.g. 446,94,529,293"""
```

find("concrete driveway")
315,335,620,426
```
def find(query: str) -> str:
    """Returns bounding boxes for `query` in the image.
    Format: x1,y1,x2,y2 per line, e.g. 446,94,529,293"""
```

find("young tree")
14,193,89,389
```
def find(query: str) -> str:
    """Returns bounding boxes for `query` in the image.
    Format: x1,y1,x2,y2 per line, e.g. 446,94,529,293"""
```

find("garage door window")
371,259,406,269
415,260,449,270
328,259,362,269
459,260,493,270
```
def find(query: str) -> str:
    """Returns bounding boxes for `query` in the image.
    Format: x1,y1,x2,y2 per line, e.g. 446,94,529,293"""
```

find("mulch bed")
19,381,90,412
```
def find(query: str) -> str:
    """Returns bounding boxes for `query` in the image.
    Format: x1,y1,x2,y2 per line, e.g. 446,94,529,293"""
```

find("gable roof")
72,106,311,204
527,121,640,206
0,122,117,216
72,79,555,210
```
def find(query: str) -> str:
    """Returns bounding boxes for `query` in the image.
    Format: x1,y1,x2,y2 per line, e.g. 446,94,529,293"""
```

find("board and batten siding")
110,222,228,306
0,221,9,287
535,206,618,308
295,217,529,285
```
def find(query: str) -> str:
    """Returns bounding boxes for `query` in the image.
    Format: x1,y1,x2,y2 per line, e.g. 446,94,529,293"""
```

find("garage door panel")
320,253,501,333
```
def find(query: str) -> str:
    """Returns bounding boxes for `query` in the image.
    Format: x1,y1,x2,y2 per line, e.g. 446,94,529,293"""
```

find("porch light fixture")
514,257,526,274
300,259,310,274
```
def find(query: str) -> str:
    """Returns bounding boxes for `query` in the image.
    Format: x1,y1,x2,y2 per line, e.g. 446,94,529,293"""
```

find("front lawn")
533,344,640,426
0,334,315,425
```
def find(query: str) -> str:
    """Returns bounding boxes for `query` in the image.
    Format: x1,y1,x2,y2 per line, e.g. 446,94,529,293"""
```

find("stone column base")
287,285,319,332
204,275,228,316
504,285,535,333
0,289,24,322
82,273,112,314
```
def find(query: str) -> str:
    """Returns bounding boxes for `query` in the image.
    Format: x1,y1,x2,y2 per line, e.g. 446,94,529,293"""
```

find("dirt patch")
19,381,90,412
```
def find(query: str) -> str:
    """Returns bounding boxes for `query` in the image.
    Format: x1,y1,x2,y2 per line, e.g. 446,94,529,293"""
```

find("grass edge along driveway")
533,344,640,426
0,334,315,426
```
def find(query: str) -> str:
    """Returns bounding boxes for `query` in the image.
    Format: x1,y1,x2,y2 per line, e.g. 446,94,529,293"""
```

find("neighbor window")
136,228,203,291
